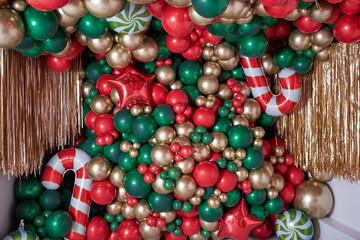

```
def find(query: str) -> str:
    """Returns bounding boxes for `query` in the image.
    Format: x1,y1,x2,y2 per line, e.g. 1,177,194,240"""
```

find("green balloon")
192,0,229,18
203,186,215,200
141,60,158,74
198,201,223,222
150,17,164,32
15,176,44,200
34,215,46,227
39,28,67,54
104,140,121,164
118,152,138,171
231,65,246,80
273,47,297,68
182,85,201,106
84,136,104,157
23,7,58,41
304,48,315,59
155,33,171,59
206,21,236,37
13,33,36,52
227,125,253,149
264,196,284,215
84,127,96,138
297,0,314,9
148,191,173,212
24,222,37,234
237,15,261,37
179,60,202,85
60,189,72,210
45,210,72,238
261,16,278,27
225,29,242,43
218,70,232,83
85,61,105,83
37,227,47,237
224,188,241,207
114,109,135,133
124,169,151,198
138,144,153,165
153,104,175,126
292,55,313,74
212,117,232,133
78,12,109,39
132,115,157,140
245,189,266,206
42,210,53,218
237,31,268,58
250,205,266,222
16,200,42,222
243,147,264,170
21,44,43,58
256,112,275,127
123,133,147,144
39,190,61,210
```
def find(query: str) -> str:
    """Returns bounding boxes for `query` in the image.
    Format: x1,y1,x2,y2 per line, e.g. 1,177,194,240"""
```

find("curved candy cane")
41,148,93,240
240,56,301,117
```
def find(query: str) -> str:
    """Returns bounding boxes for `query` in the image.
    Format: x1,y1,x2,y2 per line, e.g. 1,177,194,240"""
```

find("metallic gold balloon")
242,99,261,122
116,186,127,202
190,196,202,205
293,180,334,219
122,203,136,219
192,142,211,162
64,25,78,34
271,173,285,192
12,0,28,12
210,132,228,152
84,0,123,19
132,36,158,62
273,145,284,157
62,0,87,18
289,29,312,51
235,148,246,160
174,121,195,138
311,44,324,54
140,221,161,239
311,28,333,48
207,196,221,209
197,75,219,95
106,43,132,69
299,8,309,16
0,9,24,49
166,0,191,7
219,17,235,25
155,126,176,144
202,47,215,61
236,167,249,183
174,175,197,199
248,167,271,190
75,29,87,45
239,81,251,97
172,136,191,147
221,0,248,19
90,95,114,114
169,80,184,90
152,174,173,194
214,42,235,61
87,31,113,54
160,209,177,223
284,9,301,21
252,126,265,139
55,8,78,27
135,199,152,221
200,218,219,231
218,55,239,71
119,32,144,51
309,170,332,182
130,105,143,117
83,81,96,98
52,39,72,57
110,88,120,104
189,232,208,240
174,157,195,175
203,61,221,77
216,83,232,101
261,53,279,75
309,0,333,23
211,229,223,240
232,115,249,127
252,0,269,17
110,165,126,187
151,144,173,167
235,15,253,25
188,6,214,26
253,138,263,148
155,65,176,85
267,187,278,199
262,161,274,177
87,156,112,180
223,147,235,160
107,199,123,215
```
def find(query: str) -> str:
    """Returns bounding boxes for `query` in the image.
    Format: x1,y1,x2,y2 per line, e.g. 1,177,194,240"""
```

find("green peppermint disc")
4,229,39,240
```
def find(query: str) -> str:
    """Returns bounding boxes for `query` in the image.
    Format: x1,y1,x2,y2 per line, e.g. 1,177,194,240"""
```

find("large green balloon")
182,85,201,106
13,33,36,52
23,7,58,41
245,189,266,206
155,33,171,59
132,115,157,140
148,191,173,212
15,176,44,200
224,188,241,207
256,112,275,127
237,15,262,37
45,210,72,238
104,140,122,164
192,0,229,18
237,31,268,58
84,136,104,157
250,205,266,222
124,169,151,198
264,196,284,215
206,21,236,37
273,47,297,68
118,152,138,171
227,125,253,149
21,44,44,58
292,55,313,74
242,147,264,170
114,109,135,133
78,12,109,39
85,61,105,83
138,144,153,165
153,104,175,126
39,28,68,54
198,201,223,222
179,60,202,85
16,200,42,222
39,190,61,210
212,117,232,133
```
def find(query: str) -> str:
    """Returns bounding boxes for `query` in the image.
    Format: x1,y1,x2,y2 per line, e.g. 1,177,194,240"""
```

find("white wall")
0,175,16,238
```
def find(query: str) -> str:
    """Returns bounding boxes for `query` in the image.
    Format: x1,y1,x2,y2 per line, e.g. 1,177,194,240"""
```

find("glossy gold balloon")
152,174,173,194
242,99,261,122
82,81,96,98
211,229,223,240
235,167,249,183
106,43,132,69
85,0,123,19
155,65,176,85
122,203,136,219
221,0,247,19
203,61,221,77
190,196,202,205
64,25,78,34
116,186,127,202
172,136,191,147
155,126,176,144
200,218,219,231
119,32,144,51
110,165,126,187
170,80,184,90
314,47,330,61
160,209,177,223
87,156,112,180
299,8,309,16
219,17,235,25
197,75,219,95
223,147,235,160
311,44,324,54
284,9,301,21
174,120,195,138
90,95,114,114
289,29,312,51
151,144,173,167
140,221,161,239
62,0,87,18
202,47,214,61
174,175,197,199
189,232,208,240
107,199,123,215
110,88,120,104
207,196,221,209
166,0,191,7
239,81,251,97
311,28,333,48
55,8,78,27
309,0,333,23
252,0,269,17
210,132,228,152
174,157,195,175
75,29,87,45
252,126,265,139
249,167,271,190
216,83,232,101
12,0,28,12
132,36,158,62
52,39,72,57
235,15,253,25
0,9,24,49
192,142,211,162
271,173,285,192
214,42,235,61
87,31,113,53
218,55,239,71
261,53,279,75
309,170,332,182
232,115,249,127
293,180,334,219
262,161,274,177
135,199,152,221
188,6,214,26
267,187,278,199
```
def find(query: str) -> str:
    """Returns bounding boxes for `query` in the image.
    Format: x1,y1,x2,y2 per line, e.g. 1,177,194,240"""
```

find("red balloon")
210,97,222,114
267,138,284,149
209,152,222,162
333,14,360,43
216,170,237,192
295,16,323,33
338,0,360,15
147,0,167,18
63,38,86,60
262,139,271,159
26,0,54,11
166,34,191,53
46,55,72,72
85,111,99,130
150,82,168,106
94,53,107,61
325,4,341,23
87,217,109,240
273,163,288,175
327,0,343,2
202,28,223,44
74,136,87,147
278,182,295,205
264,0,299,18
260,0,286,6
283,153,294,166
284,166,305,186
93,114,115,136
165,89,189,107
251,218,274,239
182,40,203,60
106,231,120,240
193,161,220,187
96,74,114,96
275,19,293,39
192,107,216,128
36,0,70,9
90,180,116,205
181,216,201,236
117,220,141,240
174,193,189,201
162,5,194,37
164,232,187,240
180,205,198,217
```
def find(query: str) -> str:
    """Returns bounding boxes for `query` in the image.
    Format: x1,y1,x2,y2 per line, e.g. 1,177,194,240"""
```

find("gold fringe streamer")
276,43,360,181
0,50,82,177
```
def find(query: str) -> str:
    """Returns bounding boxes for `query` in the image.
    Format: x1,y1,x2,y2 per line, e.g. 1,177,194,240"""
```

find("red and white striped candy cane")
240,56,301,117
41,148,93,240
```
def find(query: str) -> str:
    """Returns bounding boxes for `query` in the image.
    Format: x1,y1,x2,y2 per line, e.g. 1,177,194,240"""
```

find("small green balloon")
273,47,297,68
45,210,73,238
198,201,223,222
237,15,262,37
206,21,236,37
264,196,284,215
256,112,275,127
155,33,171,59
227,125,253,149
250,205,266,222
192,0,229,18
123,133,147,144
84,136,104,157
110,221,119,231
212,117,232,133
104,140,121,164
37,226,47,237
150,17,164,32
85,61,105,83
24,223,37,234
42,210,53,218
292,55,313,74
224,188,241,207
132,115,157,140
16,200,42,222
237,31,268,58
78,12,109,39
13,33,36,52
243,147,264,170
15,176,44,200
148,191,173,212
245,189,266,206
182,85,201,106
138,144,153,165
225,29,242,43
23,7,58,41
182,201,193,213
39,190,62,210
39,28,68,54
218,70,232,83
21,44,44,58
114,109,135,134
118,152,138,171
179,60,202,85
124,169,151,198
203,186,215,200
231,65,246,80
153,104,175,126
304,48,315,59
261,16,278,27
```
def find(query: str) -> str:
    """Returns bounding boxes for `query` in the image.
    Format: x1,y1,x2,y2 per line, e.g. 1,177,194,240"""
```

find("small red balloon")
74,136,87,147
333,14,360,44
192,107,216,128
181,40,203,60
209,152,222,162
162,5,194,37
46,55,72,72
193,161,220,187
106,231,120,240
93,53,107,61
117,220,141,240
63,38,85,60
284,166,305,186
97,74,114,96
164,232,187,240
251,217,274,239
278,182,296,205
283,153,294,166
181,216,201,236
85,111,99,130
262,139,271,159
150,82,168,106
273,163,288,175
259,0,286,6
90,180,116,205
264,0,299,18
166,34,191,53
295,16,323,34
202,28,223,44
87,217,110,240
93,114,115,137
338,0,360,15
165,89,189,107
180,205,198,217
216,169,237,192
147,0,167,18
210,97,222,114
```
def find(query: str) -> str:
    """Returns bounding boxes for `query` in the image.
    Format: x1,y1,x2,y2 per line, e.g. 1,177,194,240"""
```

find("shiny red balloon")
262,139,271,159
202,28,223,44
166,34,191,53
147,0,167,18
87,217,110,240
273,163,288,175
94,53,107,61
85,111,98,130
117,220,141,240
193,161,220,187
260,0,286,6
46,55,72,72
96,74,114,96
216,169,237,192
181,40,203,60
333,14,360,43
338,0,360,15
251,218,274,239
267,138,284,149
210,97,222,114
36,0,70,9
93,114,115,136
209,152,222,162
106,231,120,240
266,19,293,40
74,136,87,147
63,38,85,60
325,4,341,23
150,82,168,106
162,5,194,37
192,107,216,128
164,232,187,240
165,89,189,107
327,0,343,3
278,182,296,205
26,0,54,11
283,153,294,166
181,216,201,236
264,0,299,18
284,166,305,186
90,180,116,205
295,16,323,33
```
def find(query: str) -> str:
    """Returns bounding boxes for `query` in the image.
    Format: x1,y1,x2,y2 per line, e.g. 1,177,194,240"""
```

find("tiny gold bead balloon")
11,0,28,11
202,47,215,61
64,25,78,34
144,106,153,114
195,96,206,107
277,156,285,164
252,127,265,139
133,142,141,149
90,95,114,114
301,165,309,172
205,99,215,109
213,188,222,197
169,80,184,90
235,148,247,160
195,187,205,197
219,193,228,203
203,61,221,77
82,81,96,98
207,95,216,101
129,149,139,158
155,65,176,86
197,75,219,95
235,167,249,182
107,199,123,216
273,145,285,157
120,141,132,152
253,138,263,148
223,147,236,160
269,155,278,164
130,105,143,117
190,196,202,205
267,187,279,199
207,197,221,209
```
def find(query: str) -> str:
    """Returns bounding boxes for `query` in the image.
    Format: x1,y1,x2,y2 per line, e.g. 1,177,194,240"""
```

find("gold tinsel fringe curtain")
0,50,82,177
276,43,360,181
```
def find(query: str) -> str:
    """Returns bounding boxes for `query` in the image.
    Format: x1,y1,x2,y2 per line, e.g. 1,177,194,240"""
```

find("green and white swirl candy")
3,229,39,240
275,209,314,240
106,2,152,35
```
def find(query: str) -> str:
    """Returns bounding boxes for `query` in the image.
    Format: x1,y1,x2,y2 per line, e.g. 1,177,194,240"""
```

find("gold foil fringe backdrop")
0,50,82,177
276,43,360,181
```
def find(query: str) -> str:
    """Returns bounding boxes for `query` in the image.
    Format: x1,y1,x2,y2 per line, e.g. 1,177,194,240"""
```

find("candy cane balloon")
240,56,301,117
41,148,93,240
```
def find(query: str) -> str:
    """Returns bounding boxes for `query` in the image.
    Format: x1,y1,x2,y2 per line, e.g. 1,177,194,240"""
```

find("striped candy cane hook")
240,56,302,117
41,148,93,240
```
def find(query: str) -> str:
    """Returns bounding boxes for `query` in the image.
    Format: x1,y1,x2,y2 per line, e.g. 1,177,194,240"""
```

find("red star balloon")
217,198,262,240
107,66,155,109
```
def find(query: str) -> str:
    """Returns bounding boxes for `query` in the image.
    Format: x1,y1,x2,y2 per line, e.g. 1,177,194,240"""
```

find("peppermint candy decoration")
3,229,39,240
275,209,314,240
107,2,152,35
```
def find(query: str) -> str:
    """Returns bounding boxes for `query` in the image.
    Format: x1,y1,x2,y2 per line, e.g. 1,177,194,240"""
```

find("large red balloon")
117,220,141,240
215,170,237,192
182,41,203,60
193,161,220,187
87,217,109,240
164,232,187,240
181,216,201,236
264,0,299,18
36,0,70,9
295,16,323,33
85,111,99,130
333,14,360,43
278,182,296,205
273,163,288,175
96,74,114,96
147,0,167,18
150,82,168,106
26,0,54,11
260,0,286,6
338,0,360,15
90,180,116,205
251,217,274,239
284,166,305,186
63,38,86,60
202,28,223,44
192,107,216,128
165,89,189,107
166,34,191,53
106,231,120,240
93,114,115,136
162,5,194,37
46,55,72,72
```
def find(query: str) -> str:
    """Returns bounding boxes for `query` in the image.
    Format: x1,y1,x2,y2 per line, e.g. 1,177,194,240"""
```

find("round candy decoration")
106,2,152,35
275,209,314,240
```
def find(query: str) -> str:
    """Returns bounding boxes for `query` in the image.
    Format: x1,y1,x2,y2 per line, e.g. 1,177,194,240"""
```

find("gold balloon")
214,42,235,61
223,147,235,160
192,142,211,162
152,174,173,194
160,209,177,223
174,175,197,199
299,8,309,16
188,6,214,26
82,81,96,98
309,170,332,182
64,25,78,34
12,0,28,12
218,55,239,71
107,199,123,215
271,173,285,192
151,144,173,167
273,145,284,157
155,126,176,144
207,196,221,209
267,187,278,199
174,120,195,138
0,9,24,49
165,0,191,7
110,165,126,187
203,61,221,77
140,221,161,240
293,180,334,219
62,0,87,18
128,0,156,3
252,0,269,17
311,28,333,48
75,29,87,45
106,43,132,69
211,229,223,240
172,136,191,147
119,32,144,51
90,95,114,114
197,75,219,95
221,0,248,19
87,31,113,53
135,199,152,221
202,47,214,61
189,232,208,240
309,0,333,23
116,186,127,202
52,39,72,57
174,157,195,175
190,196,202,205
289,29,312,51
122,203,136,219
252,126,265,139
232,115,249,127
132,36,158,62
311,44,324,54
155,65,176,85
169,80,184,90
262,161,274,177
87,156,112,180
261,53,279,75
284,9,301,21
216,83,232,101
248,167,271,189
54,8,78,27
210,132,228,152
219,17,235,25
239,81,251,97
110,88,120,104
85,0,123,19
235,15,253,25
242,99,261,122
200,218,219,231
235,167,249,183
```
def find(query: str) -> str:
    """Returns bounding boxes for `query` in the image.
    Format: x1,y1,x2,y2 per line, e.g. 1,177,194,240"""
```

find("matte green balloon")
13,33,36,52
150,17,164,32
227,125,253,149
245,189,266,206
141,60,158,74
37,227,47,237
84,136,104,157
273,47,297,68
304,48,315,59
39,28,68,54
21,44,44,58
264,196,284,215
237,31,268,58
212,117,232,133
45,210,72,238
256,112,275,127
237,15,262,37
132,115,157,140
231,65,246,80
292,55,313,74
114,109,135,133
182,85,201,106
104,140,121,164
179,60,202,85
192,0,229,18
123,133,147,144
198,201,223,222
78,12,109,39
16,200,42,222
85,61,105,83
138,144,153,165
148,191,173,212
243,147,264,170
15,176,44,200
224,188,241,207
23,7,58,41
203,186,215,200
250,205,266,222
155,33,171,59
206,21,236,37
118,152,138,171
153,104,175,126
39,190,61,210
124,169,151,198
